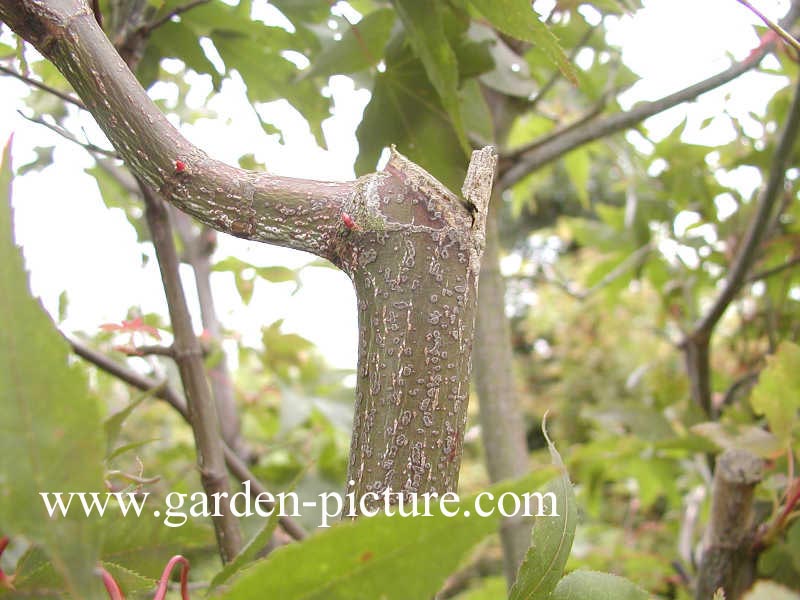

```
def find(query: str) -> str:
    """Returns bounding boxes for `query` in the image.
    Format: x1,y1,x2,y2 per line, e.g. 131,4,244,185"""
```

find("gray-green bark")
473,201,531,584
342,149,496,505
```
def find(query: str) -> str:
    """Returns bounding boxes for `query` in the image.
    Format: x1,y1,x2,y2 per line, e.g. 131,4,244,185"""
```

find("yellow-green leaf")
510,424,577,600
750,341,800,445
215,471,554,599
551,570,649,600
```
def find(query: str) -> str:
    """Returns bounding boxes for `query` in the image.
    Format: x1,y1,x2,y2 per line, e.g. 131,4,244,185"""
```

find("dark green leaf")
392,0,470,153
356,40,468,191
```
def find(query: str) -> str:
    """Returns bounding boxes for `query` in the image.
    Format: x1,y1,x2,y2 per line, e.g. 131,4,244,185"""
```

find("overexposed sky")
0,0,791,369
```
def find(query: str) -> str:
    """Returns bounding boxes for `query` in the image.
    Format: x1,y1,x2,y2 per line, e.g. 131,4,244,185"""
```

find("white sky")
0,0,791,369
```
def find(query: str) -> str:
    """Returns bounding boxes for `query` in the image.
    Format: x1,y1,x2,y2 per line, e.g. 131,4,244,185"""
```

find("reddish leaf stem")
153,555,190,600
97,566,125,600
0,536,12,590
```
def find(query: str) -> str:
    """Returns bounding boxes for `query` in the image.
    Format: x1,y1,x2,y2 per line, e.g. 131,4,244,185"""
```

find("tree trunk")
344,149,497,506
473,200,531,584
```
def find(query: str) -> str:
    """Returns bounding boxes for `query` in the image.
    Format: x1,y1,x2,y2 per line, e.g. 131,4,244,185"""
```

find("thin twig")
690,75,800,339
18,111,119,158
138,0,210,36
532,242,653,300
140,180,242,562
680,74,800,416
117,344,176,357
746,255,800,283
66,335,308,541
736,0,800,53
720,369,760,407
506,97,607,162
499,2,800,189
0,63,86,109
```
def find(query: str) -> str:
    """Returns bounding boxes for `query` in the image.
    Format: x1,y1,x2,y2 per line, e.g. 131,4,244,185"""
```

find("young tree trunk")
343,148,496,507
0,0,496,513
473,201,531,584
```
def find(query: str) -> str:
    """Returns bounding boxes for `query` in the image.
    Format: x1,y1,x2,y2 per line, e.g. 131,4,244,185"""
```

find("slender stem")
118,343,176,357
691,75,800,338
0,0,355,258
736,0,800,53
746,255,800,283
139,0,210,36
498,1,800,189
676,73,800,415
0,63,86,109
67,336,307,540
18,111,119,158
171,209,246,458
140,180,242,563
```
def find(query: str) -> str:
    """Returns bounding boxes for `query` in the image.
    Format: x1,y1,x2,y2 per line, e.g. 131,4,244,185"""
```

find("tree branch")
0,63,86,109
695,449,764,599
498,1,800,189
0,0,357,262
140,180,242,563
171,208,248,459
66,336,307,541
746,254,800,283
138,0,210,37
736,0,800,54
689,74,800,340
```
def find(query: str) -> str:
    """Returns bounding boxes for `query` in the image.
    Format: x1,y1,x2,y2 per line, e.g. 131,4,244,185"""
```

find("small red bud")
342,212,357,230
174,160,186,174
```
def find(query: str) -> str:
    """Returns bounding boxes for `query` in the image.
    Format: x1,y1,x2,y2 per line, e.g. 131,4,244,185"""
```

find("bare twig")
691,76,800,337
117,344,176,357
66,336,307,541
736,0,800,53
720,369,760,407
746,255,800,283
18,111,119,158
506,96,608,161
138,0,210,36
140,180,242,562
679,74,800,416
531,242,653,300
0,63,86,109
498,2,800,189
170,208,248,459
